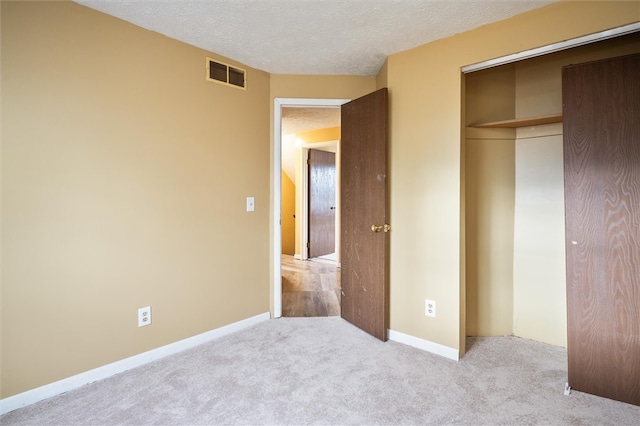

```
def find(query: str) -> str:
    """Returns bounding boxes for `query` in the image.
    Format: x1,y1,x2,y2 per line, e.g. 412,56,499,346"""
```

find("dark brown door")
340,88,389,341
308,149,336,258
563,53,640,406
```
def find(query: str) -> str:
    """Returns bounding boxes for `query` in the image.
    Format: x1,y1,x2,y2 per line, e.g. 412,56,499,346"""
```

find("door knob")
371,224,391,233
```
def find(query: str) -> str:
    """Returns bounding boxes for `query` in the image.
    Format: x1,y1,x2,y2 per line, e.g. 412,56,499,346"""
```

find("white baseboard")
0,312,271,415
388,329,459,361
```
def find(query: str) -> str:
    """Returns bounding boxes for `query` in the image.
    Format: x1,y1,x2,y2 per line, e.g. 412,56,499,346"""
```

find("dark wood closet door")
563,53,640,406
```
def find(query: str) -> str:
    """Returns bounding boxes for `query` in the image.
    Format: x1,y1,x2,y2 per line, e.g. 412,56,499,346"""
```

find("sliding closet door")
563,53,640,406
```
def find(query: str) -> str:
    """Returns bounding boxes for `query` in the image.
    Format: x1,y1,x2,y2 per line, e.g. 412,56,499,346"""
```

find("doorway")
273,98,349,318
283,142,340,318
274,90,390,337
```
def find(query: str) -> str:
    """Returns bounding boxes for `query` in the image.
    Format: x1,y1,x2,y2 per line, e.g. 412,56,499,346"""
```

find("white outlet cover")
138,306,151,327
246,197,255,212
425,299,436,318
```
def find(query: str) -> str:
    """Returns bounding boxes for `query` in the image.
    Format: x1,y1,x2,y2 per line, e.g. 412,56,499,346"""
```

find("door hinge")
306,242,310,248
307,158,311,165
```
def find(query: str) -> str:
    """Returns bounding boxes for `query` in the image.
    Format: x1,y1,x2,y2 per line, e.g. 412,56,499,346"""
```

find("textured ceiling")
76,0,556,77
282,107,341,134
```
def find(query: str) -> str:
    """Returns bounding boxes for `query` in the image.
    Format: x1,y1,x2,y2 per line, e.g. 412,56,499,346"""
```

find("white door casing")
273,98,349,318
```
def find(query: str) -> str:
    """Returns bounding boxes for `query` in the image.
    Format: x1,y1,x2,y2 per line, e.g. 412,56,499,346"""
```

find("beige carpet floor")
2,317,639,425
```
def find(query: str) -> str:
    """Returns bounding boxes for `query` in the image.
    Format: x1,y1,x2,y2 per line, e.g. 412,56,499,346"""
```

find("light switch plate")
246,197,255,212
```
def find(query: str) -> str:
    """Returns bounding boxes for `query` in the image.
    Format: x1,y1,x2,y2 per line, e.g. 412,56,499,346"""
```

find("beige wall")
270,75,375,101
1,1,270,397
376,58,388,90
387,1,639,350
0,0,4,399
465,65,516,337
281,171,295,255
296,127,342,144
513,128,566,346
465,135,515,336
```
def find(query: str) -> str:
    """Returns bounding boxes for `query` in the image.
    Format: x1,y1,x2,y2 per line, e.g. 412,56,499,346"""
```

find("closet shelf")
469,113,563,128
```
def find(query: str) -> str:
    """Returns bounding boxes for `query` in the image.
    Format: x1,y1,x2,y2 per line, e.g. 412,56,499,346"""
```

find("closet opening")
462,29,640,349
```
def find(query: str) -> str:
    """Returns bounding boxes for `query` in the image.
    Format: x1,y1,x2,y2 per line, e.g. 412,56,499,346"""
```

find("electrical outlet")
425,299,436,318
246,197,255,212
138,306,151,327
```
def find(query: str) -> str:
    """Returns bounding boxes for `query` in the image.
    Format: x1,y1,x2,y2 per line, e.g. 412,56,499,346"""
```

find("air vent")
206,57,246,90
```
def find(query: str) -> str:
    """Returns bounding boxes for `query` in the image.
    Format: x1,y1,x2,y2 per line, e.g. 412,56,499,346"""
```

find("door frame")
273,98,349,318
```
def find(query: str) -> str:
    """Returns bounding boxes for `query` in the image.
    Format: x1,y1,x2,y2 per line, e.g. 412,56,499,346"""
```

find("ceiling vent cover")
206,57,246,90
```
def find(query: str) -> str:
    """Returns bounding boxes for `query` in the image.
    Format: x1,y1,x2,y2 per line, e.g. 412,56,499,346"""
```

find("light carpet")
2,317,639,425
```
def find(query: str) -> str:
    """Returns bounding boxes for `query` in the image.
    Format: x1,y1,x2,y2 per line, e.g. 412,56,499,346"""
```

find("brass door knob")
371,224,391,233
